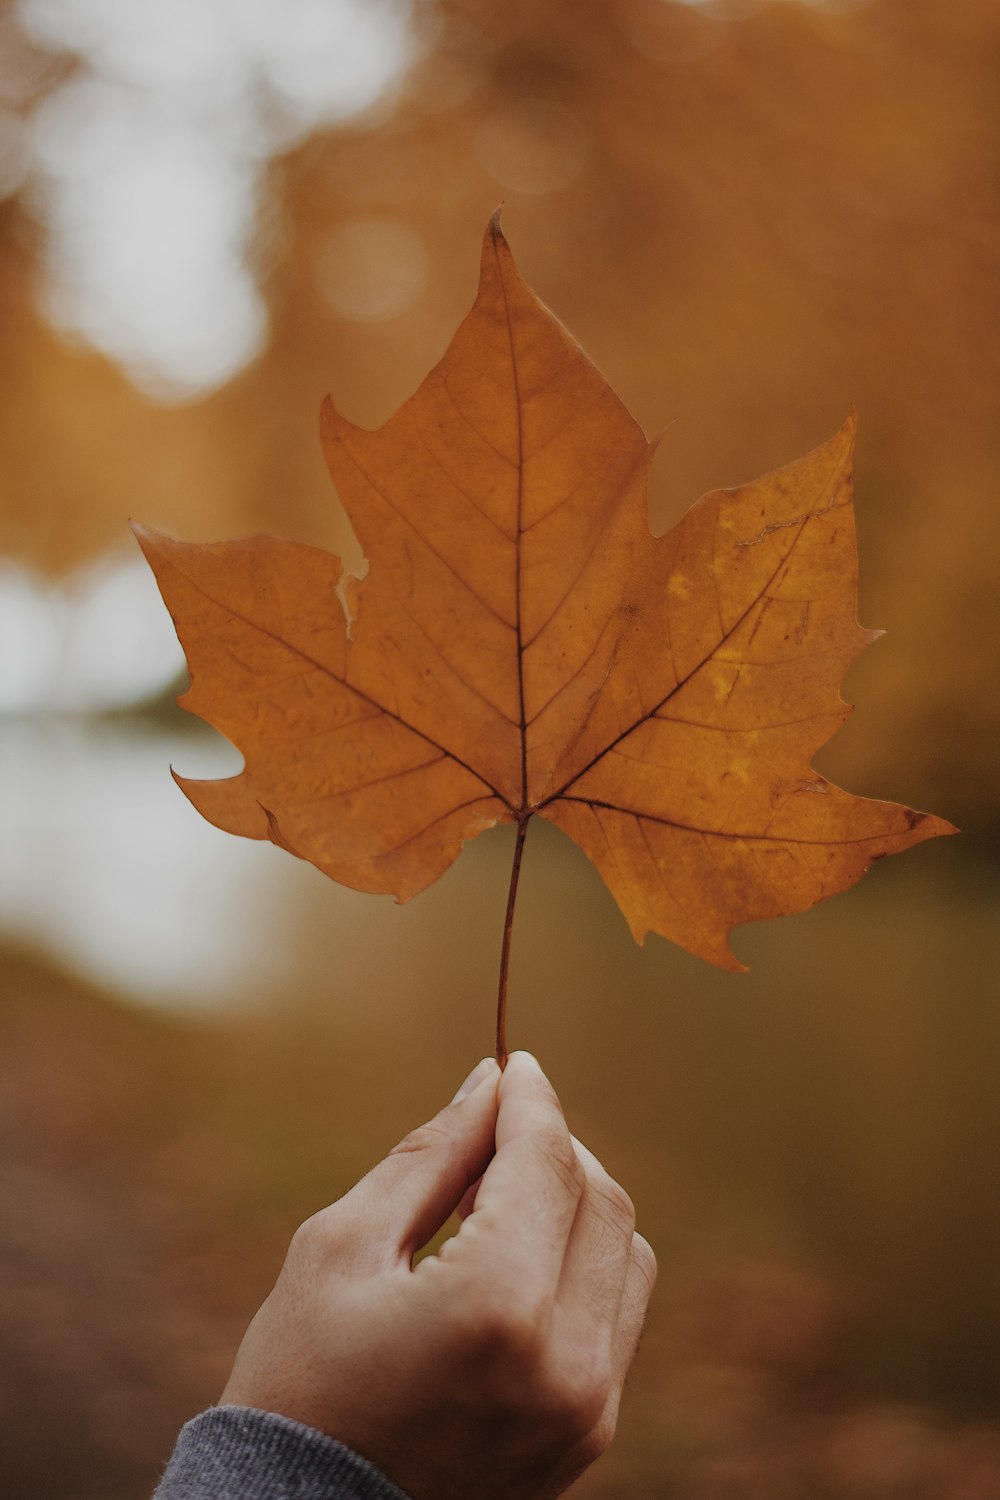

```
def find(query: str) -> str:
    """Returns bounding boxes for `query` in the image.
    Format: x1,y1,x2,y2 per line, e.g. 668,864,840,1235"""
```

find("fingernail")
451,1057,498,1103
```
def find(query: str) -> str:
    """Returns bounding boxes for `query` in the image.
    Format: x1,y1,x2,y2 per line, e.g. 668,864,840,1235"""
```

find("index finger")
467,1051,584,1292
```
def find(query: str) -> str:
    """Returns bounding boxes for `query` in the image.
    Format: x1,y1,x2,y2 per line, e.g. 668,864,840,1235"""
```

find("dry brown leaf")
135,216,954,1053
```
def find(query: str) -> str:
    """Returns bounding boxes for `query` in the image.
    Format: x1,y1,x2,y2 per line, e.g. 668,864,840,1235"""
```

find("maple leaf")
134,215,954,1059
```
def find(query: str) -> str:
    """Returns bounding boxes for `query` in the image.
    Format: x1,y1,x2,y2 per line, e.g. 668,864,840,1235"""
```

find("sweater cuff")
153,1405,412,1500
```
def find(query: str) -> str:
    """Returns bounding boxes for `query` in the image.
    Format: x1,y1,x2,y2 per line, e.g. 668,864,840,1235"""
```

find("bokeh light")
0,553,182,714
1,0,998,1495
17,0,414,397
315,216,429,322
476,101,587,195
0,719,285,1005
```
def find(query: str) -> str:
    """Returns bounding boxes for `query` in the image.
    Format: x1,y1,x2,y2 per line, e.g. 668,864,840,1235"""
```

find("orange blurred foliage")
1,0,998,825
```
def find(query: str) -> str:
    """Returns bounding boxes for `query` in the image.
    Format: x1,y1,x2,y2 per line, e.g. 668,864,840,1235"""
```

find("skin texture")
220,1052,656,1500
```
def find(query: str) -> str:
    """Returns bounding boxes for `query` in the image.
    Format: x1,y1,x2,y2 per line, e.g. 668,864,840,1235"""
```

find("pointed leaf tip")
483,210,513,268
137,222,955,991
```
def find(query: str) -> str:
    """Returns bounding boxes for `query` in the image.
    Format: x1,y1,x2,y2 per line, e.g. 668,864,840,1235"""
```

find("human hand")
220,1052,656,1500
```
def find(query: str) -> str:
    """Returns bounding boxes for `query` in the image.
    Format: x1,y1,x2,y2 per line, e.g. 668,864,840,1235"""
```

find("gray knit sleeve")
152,1405,413,1500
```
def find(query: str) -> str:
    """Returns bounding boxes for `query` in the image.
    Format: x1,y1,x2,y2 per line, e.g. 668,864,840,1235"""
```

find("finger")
610,1232,657,1393
334,1057,500,1260
555,1138,636,1353
469,1051,584,1291
455,1173,483,1221
574,1233,657,1465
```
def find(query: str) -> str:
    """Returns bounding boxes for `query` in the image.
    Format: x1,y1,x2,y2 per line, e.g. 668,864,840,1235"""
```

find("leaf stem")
496,816,529,1068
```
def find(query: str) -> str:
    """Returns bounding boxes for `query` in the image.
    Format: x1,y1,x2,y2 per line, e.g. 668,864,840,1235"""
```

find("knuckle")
589,1170,636,1234
469,1298,545,1368
388,1117,451,1159
455,1296,613,1443
540,1364,608,1442
577,1410,617,1465
528,1127,585,1199
449,1282,559,1387
630,1231,658,1294
286,1208,337,1265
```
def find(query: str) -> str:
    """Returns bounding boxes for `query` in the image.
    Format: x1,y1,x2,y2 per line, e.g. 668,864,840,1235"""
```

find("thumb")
343,1057,500,1260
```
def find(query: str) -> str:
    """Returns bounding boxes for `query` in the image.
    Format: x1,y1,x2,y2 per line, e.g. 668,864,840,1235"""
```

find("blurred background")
1,0,999,1494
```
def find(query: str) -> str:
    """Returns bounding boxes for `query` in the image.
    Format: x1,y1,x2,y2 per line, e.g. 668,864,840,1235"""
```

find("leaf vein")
166,556,505,803
558,795,903,848
414,420,516,542
335,434,515,630
543,457,850,804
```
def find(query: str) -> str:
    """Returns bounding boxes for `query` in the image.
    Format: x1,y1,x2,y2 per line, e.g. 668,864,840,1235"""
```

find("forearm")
153,1406,411,1500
